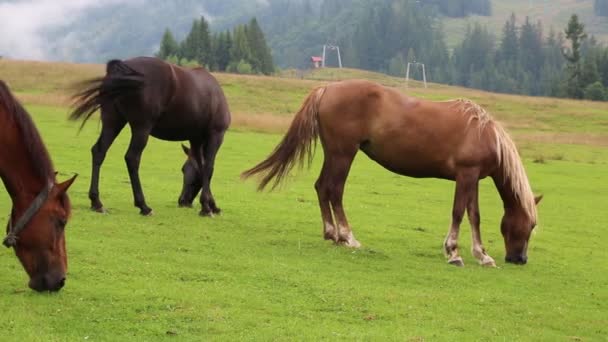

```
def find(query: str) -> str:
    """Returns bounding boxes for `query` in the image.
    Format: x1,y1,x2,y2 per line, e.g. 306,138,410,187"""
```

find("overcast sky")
0,0,139,60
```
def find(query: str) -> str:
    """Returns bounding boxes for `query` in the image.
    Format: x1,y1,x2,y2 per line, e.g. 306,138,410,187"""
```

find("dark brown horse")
0,80,77,291
243,80,542,266
70,57,231,216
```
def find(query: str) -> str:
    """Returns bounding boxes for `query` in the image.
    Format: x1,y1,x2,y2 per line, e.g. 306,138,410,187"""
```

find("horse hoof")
140,209,153,216
481,257,496,267
340,239,361,249
92,206,106,214
199,210,214,217
448,257,465,267
212,207,222,215
178,203,193,208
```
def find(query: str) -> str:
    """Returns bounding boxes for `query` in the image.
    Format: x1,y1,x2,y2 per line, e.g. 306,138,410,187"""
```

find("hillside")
1,59,607,164
443,0,608,48
2,0,608,67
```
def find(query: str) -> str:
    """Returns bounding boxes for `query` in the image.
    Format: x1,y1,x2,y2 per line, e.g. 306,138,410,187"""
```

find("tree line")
157,17,274,75
329,0,607,101
449,14,608,100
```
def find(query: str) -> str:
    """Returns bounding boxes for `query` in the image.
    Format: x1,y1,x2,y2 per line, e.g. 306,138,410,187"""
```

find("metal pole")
322,45,326,68
405,62,411,88
336,47,342,68
421,63,427,88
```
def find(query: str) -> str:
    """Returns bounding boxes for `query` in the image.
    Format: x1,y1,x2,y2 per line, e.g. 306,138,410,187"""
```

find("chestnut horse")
70,57,230,216
0,80,77,291
243,80,542,266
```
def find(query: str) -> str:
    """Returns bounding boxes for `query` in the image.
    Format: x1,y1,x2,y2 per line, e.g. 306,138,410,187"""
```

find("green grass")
0,102,607,340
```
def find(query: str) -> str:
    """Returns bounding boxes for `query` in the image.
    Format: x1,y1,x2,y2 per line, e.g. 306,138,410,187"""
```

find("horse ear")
56,174,78,195
181,144,191,156
534,194,543,205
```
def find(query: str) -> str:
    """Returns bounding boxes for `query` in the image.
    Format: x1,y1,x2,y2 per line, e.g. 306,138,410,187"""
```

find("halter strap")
3,182,54,248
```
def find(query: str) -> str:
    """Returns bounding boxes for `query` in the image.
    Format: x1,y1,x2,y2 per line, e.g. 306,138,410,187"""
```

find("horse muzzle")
505,254,528,265
29,272,66,292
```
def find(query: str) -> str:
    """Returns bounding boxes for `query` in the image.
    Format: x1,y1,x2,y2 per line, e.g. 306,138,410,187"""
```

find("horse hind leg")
467,181,496,267
326,147,360,248
89,111,126,212
315,159,337,242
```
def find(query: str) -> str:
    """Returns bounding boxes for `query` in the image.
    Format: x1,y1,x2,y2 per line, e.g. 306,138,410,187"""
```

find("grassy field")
0,60,607,340
443,0,608,49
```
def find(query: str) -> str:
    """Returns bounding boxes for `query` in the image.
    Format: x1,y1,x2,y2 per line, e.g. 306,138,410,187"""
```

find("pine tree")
157,28,179,60
229,25,252,70
181,19,201,61
197,16,212,67
498,13,518,63
246,18,274,75
563,14,587,98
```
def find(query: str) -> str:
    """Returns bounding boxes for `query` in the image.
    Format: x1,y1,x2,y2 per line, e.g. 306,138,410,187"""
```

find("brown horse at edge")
0,80,77,291
242,80,542,266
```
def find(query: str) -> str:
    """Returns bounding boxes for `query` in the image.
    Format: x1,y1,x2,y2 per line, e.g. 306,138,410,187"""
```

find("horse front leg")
125,128,152,216
467,181,496,267
197,131,225,217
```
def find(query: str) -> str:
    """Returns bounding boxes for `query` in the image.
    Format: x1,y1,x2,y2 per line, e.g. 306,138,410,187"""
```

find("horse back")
318,80,498,179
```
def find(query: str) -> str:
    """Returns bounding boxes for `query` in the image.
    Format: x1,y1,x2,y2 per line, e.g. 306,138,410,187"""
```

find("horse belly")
150,118,202,141
360,142,456,180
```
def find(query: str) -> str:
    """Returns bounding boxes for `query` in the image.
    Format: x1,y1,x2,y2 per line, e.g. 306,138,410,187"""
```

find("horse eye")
55,218,67,229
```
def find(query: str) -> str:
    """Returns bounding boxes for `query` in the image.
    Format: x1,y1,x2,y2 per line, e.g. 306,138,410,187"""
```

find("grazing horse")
0,80,77,291
70,57,231,216
242,80,542,266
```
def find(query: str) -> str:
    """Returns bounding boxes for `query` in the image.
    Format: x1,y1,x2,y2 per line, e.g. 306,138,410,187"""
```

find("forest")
157,0,608,101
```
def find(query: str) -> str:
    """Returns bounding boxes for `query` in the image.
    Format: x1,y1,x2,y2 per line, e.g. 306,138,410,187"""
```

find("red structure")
311,56,323,68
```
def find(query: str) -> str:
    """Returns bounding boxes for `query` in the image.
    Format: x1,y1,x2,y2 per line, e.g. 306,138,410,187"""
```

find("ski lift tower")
322,44,342,68
405,61,427,88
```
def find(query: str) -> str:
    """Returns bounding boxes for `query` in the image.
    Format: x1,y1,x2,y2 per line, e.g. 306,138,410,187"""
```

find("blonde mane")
446,98,537,221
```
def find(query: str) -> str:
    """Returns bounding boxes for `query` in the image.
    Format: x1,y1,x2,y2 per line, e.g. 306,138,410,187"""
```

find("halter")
3,182,54,248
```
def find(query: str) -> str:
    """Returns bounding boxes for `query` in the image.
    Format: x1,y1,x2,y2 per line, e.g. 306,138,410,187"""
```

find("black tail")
69,59,144,131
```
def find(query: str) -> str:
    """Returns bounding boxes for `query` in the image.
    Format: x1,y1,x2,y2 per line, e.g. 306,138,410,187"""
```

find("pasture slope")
0,59,607,340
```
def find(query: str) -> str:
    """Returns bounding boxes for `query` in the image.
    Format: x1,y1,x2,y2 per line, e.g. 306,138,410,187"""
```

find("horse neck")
491,172,521,212
0,115,50,209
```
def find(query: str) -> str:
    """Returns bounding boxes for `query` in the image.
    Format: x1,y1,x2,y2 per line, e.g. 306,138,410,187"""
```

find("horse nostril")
58,277,66,289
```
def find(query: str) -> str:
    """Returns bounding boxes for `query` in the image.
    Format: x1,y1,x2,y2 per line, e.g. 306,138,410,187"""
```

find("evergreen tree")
246,18,274,75
498,13,518,63
197,16,212,67
229,25,252,69
157,28,179,60
216,31,233,72
563,14,587,98
181,19,202,61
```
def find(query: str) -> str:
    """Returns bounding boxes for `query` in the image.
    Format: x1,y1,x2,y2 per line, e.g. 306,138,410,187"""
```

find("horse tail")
241,86,327,191
69,59,144,131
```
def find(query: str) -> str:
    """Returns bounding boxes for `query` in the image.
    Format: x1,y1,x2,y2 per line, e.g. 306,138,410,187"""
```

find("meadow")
0,60,607,340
